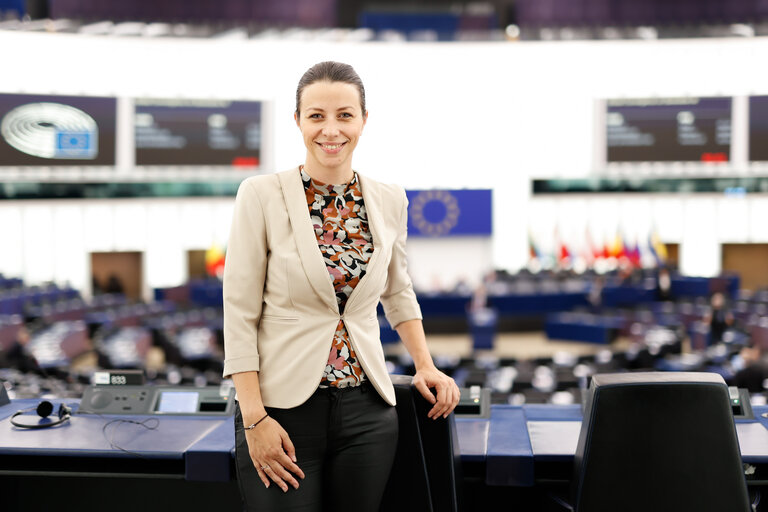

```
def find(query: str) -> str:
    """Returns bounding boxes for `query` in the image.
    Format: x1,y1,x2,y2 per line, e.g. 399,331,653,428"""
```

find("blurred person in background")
733,345,768,394
104,273,125,295
223,61,460,511
4,325,41,374
656,267,673,302
705,292,734,344
587,275,605,312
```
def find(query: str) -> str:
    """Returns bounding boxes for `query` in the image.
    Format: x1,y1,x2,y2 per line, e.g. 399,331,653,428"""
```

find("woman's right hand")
245,416,305,492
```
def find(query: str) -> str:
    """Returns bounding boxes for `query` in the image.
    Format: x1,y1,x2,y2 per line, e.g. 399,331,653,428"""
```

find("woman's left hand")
412,366,461,420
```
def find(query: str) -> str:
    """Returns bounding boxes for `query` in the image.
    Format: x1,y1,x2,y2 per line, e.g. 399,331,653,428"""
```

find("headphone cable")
95,413,161,458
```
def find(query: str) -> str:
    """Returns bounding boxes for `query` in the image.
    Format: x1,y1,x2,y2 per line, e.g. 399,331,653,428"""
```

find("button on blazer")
223,167,422,409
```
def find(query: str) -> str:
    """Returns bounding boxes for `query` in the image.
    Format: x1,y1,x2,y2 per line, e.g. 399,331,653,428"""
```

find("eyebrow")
305,106,355,112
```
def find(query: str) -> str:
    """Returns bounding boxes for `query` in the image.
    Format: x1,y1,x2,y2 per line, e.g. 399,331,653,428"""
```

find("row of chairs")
0,284,79,316
516,0,768,27
49,0,336,27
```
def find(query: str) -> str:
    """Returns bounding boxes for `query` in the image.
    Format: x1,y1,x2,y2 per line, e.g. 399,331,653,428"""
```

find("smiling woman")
294,66,368,184
223,61,460,512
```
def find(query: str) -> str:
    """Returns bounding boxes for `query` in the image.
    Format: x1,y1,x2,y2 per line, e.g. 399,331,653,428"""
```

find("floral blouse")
301,168,373,388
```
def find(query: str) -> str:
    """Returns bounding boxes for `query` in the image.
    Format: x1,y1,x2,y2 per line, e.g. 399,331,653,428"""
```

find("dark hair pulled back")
295,61,366,116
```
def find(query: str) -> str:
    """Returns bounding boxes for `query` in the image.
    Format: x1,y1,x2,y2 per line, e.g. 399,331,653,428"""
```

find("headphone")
10,401,72,429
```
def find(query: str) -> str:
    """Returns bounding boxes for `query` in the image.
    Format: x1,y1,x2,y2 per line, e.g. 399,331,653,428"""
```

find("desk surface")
0,398,234,481
3,399,767,487
456,403,768,486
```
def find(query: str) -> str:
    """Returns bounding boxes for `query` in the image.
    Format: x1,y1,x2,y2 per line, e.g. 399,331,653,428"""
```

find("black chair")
380,374,462,512
0,382,9,406
572,372,750,512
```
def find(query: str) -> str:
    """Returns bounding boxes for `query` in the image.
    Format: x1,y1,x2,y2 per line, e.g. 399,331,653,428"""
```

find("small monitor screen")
606,97,731,163
134,98,261,167
749,96,768,161
156,391,199,413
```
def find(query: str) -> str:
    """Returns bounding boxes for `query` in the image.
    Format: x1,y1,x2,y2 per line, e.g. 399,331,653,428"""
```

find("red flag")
585,229,601,262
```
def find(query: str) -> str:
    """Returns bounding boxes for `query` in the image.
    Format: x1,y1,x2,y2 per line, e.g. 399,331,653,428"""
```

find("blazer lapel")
278,168,338,314
346,172,391,311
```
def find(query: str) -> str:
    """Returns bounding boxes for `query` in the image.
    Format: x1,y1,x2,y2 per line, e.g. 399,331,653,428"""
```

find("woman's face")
295,81,367,175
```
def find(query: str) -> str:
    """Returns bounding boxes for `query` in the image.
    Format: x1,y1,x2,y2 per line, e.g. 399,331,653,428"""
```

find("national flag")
585,228,601,262
205,244,226,278
528,231,541,261
602,239,611,260
609,234,626,259
649,230,668,265
554,226,571,265
627,238,641,267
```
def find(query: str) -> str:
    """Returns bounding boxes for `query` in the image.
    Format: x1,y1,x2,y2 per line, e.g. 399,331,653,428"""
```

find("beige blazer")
222,167,422,408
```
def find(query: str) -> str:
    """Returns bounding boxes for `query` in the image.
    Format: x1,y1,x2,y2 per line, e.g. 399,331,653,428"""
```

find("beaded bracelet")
244,413,269,430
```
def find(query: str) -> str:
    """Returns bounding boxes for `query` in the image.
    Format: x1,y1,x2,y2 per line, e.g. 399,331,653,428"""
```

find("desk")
6,400,767,484
671,275,740,298
3,399,766,511
0,398,236,480
456,404,768,487
0,399,241,511
544,313,623,344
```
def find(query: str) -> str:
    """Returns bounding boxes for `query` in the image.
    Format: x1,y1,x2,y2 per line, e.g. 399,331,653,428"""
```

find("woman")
223,61,460,511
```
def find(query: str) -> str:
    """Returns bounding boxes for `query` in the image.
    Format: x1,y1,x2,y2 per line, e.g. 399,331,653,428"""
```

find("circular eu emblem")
409,190,460,237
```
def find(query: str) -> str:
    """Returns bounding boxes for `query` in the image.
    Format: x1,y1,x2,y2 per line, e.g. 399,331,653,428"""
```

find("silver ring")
260,465,269,470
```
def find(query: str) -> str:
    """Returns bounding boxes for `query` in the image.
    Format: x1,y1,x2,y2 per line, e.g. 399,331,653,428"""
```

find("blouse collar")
300,167,358,197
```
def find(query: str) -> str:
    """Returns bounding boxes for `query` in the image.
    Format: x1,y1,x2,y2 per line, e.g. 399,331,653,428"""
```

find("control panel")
455,386,491,418
77,385,235,416
729,386,754,420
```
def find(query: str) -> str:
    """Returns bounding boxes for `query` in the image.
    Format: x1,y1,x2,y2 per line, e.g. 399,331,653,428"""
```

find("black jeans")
235,382,399,512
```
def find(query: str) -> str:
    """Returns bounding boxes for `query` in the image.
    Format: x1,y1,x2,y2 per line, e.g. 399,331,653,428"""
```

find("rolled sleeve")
380,188,422,329
222,179,267,378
